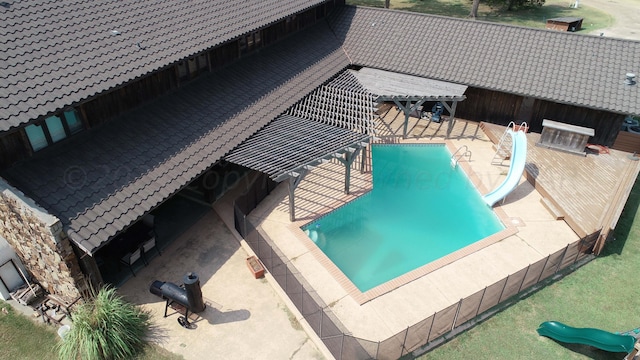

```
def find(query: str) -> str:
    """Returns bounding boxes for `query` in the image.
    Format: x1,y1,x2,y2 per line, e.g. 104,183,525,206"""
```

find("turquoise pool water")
303,144,504,292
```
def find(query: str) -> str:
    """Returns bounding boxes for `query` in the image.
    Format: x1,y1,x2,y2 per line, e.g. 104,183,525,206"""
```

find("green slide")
537,321,636,353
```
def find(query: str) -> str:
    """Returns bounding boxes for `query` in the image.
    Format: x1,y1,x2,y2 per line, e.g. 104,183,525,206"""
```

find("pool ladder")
492,121,528,165
450,145,472,168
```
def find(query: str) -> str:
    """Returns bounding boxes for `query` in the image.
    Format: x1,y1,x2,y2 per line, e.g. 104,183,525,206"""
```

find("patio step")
540,197,565,220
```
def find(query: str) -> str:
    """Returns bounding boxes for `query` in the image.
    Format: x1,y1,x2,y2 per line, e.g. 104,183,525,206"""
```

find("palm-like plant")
58,286,151,360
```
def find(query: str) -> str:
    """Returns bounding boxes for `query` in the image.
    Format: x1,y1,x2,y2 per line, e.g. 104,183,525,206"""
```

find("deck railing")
234,173,598,360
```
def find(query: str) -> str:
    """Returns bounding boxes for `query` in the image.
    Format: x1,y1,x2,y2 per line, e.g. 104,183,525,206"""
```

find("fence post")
474,287,487,318
535,255,551,284
498,274,510,303
555,244,570,274
285,262,289,293
242,214,247,239
401,327,410,359
426,312,436,342
451,299,463,330
516,265,531,293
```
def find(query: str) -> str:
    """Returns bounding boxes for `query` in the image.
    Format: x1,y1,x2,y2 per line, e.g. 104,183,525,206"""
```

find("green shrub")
58,286,151,360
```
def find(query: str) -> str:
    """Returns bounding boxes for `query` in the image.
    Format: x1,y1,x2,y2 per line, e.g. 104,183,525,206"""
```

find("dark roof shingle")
0,0,332,131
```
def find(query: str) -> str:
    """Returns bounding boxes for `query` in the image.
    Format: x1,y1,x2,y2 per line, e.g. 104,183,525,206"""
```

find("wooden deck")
376,106,640,252
481,122,640,250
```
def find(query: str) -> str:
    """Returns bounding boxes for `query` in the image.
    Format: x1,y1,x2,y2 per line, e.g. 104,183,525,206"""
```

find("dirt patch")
582,0,640,40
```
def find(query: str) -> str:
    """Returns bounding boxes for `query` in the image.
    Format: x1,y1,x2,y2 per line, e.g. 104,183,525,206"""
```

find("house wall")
456,86,625,146
0,131,29,171
0,180,85,302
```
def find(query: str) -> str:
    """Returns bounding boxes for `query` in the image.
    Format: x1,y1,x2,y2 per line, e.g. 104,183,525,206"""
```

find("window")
177,54,209,83
24,109,84,152
25,124,48,151
45,116,66,142
64,110,83,134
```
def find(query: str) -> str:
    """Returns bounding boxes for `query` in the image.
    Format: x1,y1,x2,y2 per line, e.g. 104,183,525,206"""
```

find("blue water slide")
482,130,527,206
537,321,637,354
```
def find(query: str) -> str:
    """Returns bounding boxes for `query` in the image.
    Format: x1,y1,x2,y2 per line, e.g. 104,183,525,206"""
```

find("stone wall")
0,181,84,302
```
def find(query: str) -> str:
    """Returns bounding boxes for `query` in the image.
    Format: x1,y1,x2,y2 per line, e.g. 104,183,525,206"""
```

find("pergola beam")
393,96,427,139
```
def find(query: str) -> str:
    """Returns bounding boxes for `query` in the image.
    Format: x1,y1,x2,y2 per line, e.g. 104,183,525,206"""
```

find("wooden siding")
456,87,523,124
612,131,640,153
456,86,625,146
530,100,624,145
0,131,29,169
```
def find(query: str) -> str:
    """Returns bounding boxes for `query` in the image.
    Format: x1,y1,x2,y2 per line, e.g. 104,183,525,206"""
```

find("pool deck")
109,108,640,358
247,108,639,342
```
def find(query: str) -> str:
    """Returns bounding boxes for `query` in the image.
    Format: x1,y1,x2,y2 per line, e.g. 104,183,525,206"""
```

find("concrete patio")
117,206,327,360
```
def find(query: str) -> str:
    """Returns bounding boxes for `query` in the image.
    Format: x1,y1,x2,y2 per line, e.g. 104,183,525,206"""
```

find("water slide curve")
537,321,637,353
482,130,527,206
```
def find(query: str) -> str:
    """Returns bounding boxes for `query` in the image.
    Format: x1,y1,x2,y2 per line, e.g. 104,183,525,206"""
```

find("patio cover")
225,70,377,220
224,115,371,183
349,67,468,137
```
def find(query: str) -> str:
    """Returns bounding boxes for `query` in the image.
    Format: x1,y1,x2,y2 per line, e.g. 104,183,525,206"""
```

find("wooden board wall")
456,86,625,146
612,131,640,153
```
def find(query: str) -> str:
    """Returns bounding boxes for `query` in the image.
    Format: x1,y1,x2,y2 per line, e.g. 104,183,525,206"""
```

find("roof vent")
625,73,636,86
110,30,120,36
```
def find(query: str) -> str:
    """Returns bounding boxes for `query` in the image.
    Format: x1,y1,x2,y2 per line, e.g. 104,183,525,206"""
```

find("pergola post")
393,97,427,139
443,101,458,138
360,144,368,173
337,147,362,194
287,170,308,222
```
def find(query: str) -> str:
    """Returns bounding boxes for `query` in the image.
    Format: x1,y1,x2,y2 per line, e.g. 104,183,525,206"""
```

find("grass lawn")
347,0,613,33
417,177,640,359
0,301,183,360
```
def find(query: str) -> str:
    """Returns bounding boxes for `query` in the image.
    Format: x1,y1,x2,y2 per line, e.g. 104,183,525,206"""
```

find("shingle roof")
328,6,640,116
0,0,332,132
3,22,349,254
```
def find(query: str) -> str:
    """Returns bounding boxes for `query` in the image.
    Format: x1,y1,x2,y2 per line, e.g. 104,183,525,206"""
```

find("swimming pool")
303,144,505,292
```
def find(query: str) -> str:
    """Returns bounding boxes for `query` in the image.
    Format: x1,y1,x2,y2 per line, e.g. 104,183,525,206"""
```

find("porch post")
446,101,458,138
337,147,362,195
287,170,308,222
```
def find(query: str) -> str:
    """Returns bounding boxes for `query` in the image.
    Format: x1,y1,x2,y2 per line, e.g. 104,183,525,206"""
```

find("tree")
58,287,152,360
469,0,481,18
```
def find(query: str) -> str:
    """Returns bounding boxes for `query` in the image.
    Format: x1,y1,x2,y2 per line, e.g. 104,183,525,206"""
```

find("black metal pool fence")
234,172,597,360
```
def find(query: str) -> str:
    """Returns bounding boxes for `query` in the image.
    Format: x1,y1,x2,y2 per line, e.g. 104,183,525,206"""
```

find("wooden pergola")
225,114,371,221
225,70,377,221
349,68,468,138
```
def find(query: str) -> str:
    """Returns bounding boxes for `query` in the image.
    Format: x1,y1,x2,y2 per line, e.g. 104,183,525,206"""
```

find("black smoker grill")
150,272,205,328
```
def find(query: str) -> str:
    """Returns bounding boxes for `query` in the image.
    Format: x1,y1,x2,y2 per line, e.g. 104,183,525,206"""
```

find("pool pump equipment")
150,272,206,328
